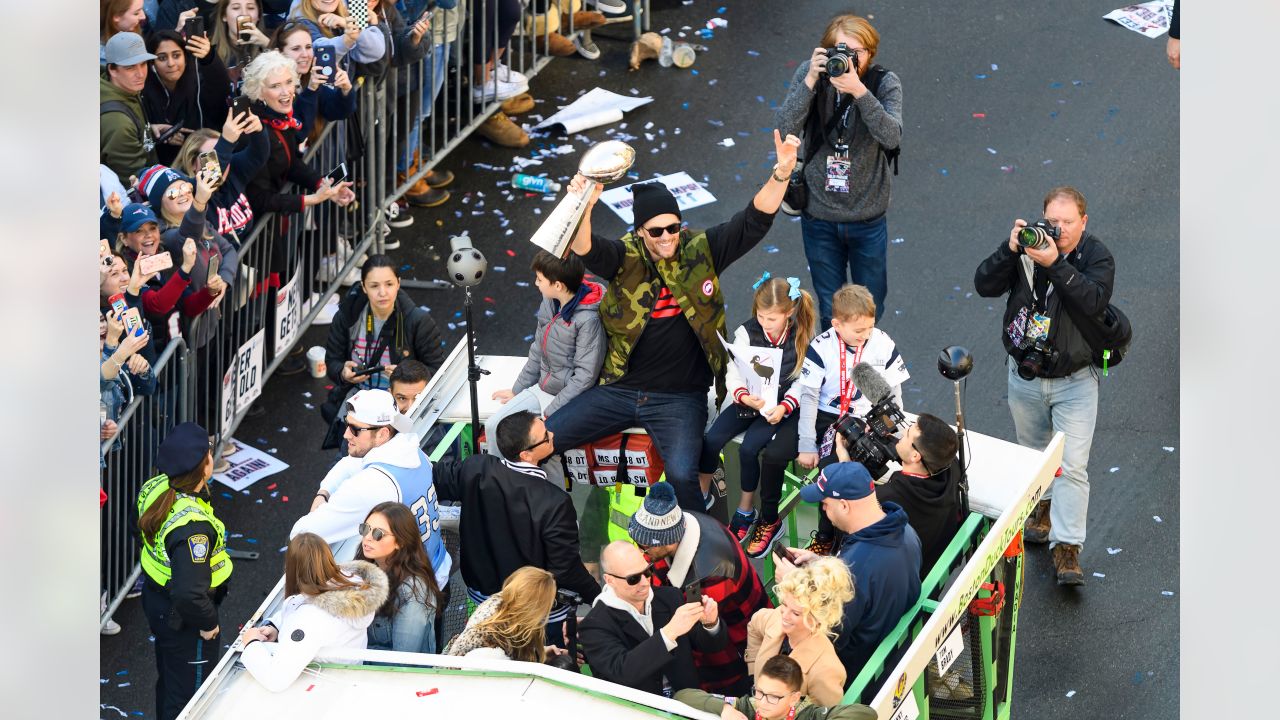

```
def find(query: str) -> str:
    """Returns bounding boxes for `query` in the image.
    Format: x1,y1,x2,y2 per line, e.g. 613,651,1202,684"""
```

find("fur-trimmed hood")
310,560,390,620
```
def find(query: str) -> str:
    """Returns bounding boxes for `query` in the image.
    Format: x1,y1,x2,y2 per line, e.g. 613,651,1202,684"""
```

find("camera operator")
973,186,1115,587
776,14,902,329
873,414,962,579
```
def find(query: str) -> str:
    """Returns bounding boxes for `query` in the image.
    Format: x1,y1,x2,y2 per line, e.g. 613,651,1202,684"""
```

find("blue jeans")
801,214,889,329
545,384,708,512
1005,357,1099,548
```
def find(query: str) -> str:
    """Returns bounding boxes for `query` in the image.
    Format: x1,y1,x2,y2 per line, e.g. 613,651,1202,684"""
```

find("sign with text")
233,329,265,416
598,172,717,225
274,261,303,356
935,624,965,675
212,438,289,492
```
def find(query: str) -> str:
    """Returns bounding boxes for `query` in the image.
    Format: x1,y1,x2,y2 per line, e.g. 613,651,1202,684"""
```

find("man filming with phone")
973,186,1116,587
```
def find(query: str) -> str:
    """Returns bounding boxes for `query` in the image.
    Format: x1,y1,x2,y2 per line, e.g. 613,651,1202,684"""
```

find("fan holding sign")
701,275,819,555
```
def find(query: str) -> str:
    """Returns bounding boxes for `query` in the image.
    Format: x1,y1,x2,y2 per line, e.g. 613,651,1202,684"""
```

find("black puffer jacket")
324,284,447,387
974,232,1115,377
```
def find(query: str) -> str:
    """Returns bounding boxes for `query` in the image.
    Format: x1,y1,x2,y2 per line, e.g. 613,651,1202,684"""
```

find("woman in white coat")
239,532,389,692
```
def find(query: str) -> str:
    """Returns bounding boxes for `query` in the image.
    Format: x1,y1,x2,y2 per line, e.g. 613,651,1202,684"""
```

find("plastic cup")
306,346,327,378
672,43,696,68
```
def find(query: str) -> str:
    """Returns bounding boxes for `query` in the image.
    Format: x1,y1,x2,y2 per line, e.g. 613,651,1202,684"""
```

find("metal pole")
462,286,487,455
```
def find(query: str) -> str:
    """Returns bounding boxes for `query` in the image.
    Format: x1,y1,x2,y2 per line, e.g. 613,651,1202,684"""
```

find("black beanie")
630,182,681,229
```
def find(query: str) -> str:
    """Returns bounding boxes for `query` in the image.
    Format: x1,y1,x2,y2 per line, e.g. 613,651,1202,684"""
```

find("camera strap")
1020,255,1054,312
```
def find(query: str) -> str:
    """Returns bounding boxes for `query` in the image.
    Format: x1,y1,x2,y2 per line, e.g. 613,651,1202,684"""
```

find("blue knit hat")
628,482,686,547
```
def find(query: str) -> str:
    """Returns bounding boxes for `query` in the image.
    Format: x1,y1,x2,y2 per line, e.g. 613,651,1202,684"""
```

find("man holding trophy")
543,130,802,513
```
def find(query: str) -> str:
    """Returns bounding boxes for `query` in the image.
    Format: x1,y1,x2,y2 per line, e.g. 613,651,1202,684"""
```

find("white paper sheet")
533,87,653,133
718,332,782,412
212,438,289,491
1103,0,1172,38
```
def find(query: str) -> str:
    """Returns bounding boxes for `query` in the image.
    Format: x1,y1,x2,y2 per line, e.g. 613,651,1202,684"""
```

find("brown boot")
500,92,536,115
629,32,663,71
562,10,607,30
1023,499,1051,544
1052,544,1084,586
535,32,577,57
477,112,530,148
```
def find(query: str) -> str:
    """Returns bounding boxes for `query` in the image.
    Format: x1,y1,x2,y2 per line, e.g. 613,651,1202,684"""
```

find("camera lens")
826,55,848,77
1017,226,1047,249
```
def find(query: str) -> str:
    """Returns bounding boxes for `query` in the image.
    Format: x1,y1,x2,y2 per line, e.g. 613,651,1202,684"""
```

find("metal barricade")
100,337,192,628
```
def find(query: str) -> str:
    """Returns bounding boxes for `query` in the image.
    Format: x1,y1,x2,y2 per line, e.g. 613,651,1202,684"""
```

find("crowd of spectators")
102,4,998,716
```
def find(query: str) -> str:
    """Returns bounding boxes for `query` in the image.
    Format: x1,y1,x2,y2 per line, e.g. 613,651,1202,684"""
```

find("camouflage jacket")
597,230,728,385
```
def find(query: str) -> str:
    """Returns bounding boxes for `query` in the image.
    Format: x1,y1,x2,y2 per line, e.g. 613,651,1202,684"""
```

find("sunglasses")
358,523,389,541
165,184,193,199
640,222,682,239
345,421,383,435
524,430,552,452
605,564,654,586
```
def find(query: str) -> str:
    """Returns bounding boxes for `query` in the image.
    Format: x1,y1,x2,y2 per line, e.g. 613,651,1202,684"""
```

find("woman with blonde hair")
444,566,565,663
239,532,389,692
746,557,854,706
211,0,273,85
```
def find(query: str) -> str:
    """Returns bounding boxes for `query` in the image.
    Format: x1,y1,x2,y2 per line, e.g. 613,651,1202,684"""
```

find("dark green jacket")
100,76,156,184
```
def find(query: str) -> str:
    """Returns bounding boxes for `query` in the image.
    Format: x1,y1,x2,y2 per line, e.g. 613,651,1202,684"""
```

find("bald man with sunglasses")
549,131,803,514
579,541,726,698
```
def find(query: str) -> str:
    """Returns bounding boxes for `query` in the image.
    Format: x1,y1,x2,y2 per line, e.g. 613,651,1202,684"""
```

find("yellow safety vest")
136,474,232,588
607,484,646,545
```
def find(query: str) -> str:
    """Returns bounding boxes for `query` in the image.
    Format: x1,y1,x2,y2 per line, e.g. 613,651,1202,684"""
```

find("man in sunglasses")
548,130,803,514
579,540,726,698
875,413,963,579
290,389,452,592
432,411,601,645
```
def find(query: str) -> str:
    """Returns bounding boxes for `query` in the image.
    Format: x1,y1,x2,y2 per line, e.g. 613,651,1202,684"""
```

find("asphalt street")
100,2,1179,717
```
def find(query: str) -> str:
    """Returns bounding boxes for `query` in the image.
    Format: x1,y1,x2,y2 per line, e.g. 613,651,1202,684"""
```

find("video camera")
830,363,907,478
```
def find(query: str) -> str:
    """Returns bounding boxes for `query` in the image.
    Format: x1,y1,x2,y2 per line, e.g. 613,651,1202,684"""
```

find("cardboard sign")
233,329,265,415
274,261,303,356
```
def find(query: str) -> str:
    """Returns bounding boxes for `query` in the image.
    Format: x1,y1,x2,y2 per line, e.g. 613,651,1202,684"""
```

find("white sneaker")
382,223,401,251
386,200,414,228
495,62,528,85
575,34,601,60
472,76,529,104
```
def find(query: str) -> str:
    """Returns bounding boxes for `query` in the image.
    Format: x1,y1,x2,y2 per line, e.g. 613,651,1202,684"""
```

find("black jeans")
699,408,802,522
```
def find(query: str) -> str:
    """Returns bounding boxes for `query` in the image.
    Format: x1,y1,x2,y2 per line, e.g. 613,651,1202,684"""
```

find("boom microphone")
851,362,893,405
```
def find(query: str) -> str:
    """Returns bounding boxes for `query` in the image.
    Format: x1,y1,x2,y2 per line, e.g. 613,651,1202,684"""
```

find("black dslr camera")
1017,219,1060,251
1016,337,1060,380
822,43,859,78
832,396,905,478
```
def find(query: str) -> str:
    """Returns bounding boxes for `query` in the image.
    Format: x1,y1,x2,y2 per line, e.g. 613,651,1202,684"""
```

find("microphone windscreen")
851,362,893,406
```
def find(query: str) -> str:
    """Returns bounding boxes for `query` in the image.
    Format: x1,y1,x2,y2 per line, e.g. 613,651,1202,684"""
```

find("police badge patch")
188,534,210,562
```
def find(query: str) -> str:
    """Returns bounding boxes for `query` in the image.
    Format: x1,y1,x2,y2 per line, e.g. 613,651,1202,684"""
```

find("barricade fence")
100,338,191,630
101,0,579,626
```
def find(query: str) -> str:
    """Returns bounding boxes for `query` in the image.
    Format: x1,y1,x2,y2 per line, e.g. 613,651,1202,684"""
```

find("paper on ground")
598,171,717,225
534,88,654,134
213,438,290,491
1103,0,1172,38
718,332,781,412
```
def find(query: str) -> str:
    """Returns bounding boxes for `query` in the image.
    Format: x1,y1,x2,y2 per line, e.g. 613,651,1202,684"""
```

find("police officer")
136,422,232,720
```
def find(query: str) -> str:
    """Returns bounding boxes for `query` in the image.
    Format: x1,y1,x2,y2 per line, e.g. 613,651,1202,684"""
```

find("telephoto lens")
1017,219,1060,251
824,43,851,77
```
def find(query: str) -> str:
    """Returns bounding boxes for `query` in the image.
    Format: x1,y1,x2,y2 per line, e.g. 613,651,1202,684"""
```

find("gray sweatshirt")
775,61,903,223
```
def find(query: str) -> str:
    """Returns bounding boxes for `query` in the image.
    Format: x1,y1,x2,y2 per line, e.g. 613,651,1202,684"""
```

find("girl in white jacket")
239,532,389,692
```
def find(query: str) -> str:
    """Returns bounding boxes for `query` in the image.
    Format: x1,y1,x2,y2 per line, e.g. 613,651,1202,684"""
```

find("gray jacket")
776,60,903,223
512,281,606,416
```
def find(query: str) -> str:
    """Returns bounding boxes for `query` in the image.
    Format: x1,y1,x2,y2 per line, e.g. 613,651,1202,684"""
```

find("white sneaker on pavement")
472,76,529,104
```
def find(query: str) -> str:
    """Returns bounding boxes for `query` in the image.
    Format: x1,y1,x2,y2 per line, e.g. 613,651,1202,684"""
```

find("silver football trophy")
528,140,636,258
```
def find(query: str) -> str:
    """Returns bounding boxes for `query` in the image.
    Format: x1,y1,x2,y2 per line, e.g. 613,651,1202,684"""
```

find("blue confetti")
523,335,534,342
1050,82,1063,89
681,102,689,110
939,168,949,176
116,670,129,676
221,492,232,499
756,96,765,103
764,245,779,254
707,119,724,127
746,50,760,57
718,5,726,11
492,265,506,272
1072,80,1083,86
691,69,699,75
974,74,988,79
244,538,257,544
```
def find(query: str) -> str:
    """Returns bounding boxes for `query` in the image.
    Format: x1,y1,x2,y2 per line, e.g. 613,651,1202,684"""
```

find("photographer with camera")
776,14,902,329
973,186,1115,586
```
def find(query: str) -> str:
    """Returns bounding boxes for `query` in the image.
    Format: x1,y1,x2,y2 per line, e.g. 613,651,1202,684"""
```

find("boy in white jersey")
795,284,909,554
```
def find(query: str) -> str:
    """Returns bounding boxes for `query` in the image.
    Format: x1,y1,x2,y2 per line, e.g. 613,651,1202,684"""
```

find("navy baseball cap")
121,203,160,233
156,422,211,478
799,462,876,503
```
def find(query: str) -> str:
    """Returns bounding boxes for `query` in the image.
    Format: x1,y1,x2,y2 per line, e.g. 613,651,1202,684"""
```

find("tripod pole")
463,286,483,456
953,380,967,473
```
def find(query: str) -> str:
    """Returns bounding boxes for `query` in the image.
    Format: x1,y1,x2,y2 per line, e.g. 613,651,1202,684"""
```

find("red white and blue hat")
800,462,876,503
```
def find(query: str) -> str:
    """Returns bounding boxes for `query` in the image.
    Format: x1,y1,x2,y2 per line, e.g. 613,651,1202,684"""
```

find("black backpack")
1061,301,1134,374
